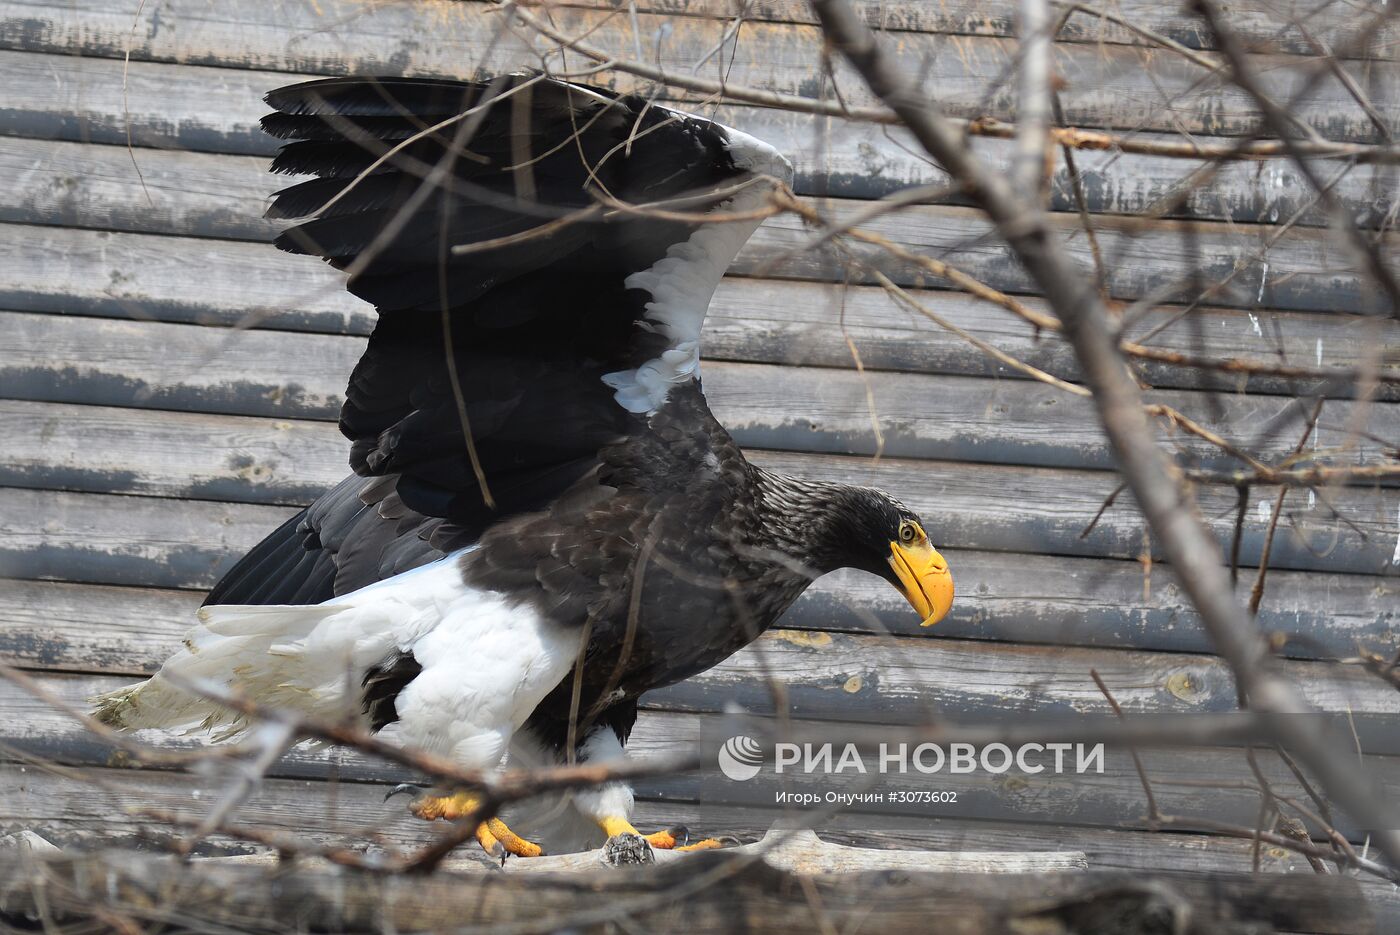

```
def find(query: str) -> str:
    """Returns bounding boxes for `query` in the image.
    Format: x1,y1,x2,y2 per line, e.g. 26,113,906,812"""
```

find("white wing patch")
392,587,581,768
602,116,794,415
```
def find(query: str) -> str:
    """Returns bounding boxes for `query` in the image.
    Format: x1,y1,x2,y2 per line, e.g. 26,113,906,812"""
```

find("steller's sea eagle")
94,74,954,859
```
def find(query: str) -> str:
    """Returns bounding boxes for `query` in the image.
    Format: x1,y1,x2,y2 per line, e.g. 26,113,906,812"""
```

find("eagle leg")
408,791,545,858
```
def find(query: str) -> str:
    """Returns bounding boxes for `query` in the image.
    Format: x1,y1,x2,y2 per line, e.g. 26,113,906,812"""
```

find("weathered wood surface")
5,205,1396,333
4,777,1392,931
180,830,1086,875
0,224,363,330
1,312,361,418
9,772,1397,931
7,348,1398,479
4,536,1396,664
7,759,1398,914
3,680,1398,835
206,826,1089,874
553,0,1400,60
3,0,1399,898
4,440,1398,581
5,758,1395,925
10,50,1400,224
0,487,293,589
751,202,1398,318
0,846,1372,935
13,127,1400,237
2,138,282,242
0,764,1332,875
0,581,197,672
0,50,277,156
8,615,1400,757
3,0,1396,144
10,291,1400,414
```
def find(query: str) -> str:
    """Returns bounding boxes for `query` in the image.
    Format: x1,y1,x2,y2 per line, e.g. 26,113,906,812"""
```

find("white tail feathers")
92,601,368,739
91,554,475,739
88,551,582,780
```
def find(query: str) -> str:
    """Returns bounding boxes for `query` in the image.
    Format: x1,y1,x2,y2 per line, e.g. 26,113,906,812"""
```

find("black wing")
205,74,789,605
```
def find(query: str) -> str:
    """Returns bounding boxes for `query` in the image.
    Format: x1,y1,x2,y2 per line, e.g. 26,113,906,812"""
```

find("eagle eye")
898,521,918,544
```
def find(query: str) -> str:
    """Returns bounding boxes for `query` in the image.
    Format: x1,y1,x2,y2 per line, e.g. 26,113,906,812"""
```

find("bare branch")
810,0,1400,868
1013,0,1053,202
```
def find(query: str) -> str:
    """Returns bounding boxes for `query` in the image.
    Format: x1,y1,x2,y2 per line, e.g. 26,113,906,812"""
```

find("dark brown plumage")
170,72,955,855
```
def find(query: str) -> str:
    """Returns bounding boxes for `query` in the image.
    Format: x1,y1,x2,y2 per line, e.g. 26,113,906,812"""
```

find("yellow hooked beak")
888,529,953,627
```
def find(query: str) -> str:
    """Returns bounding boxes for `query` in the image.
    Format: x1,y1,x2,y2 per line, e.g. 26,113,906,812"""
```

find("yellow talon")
675,838,727,851
409,791,544,858
645,829,681,849
475,821,503,858
486,817,544,858
408,790,482,821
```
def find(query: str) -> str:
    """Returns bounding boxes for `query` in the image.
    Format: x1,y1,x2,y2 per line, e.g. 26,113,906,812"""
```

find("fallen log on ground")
0,835,1373,934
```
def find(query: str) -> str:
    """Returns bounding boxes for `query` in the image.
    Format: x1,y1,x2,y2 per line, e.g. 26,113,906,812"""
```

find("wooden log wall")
1,0,1398,921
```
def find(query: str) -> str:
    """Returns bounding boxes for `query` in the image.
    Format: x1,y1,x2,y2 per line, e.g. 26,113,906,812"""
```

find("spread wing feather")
205,73,790,607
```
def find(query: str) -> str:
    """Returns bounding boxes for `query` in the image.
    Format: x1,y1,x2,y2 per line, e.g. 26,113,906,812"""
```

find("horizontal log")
6,352,1396,483
2,681,1397,839
7,191,1391,330
2,138,282,242
7,613,1399,763
5,524,1397,664
0,845,1372,934
2,0,1394,144
186,826,1087,874
554,0,1400,60
0,224,363,330
648,629,1400,733
704,284,1400,402
5,402,1398,574
4,192,1394,338
0,487,296,589
12,128,1400,245
8,282,1400,411
0,50,275,156
10,596,1400,738
0,400,347,504
2,464,1388,599
0,762,1336,875
10,49,1400,226
2,834,1080,879
0,580,197,672
193,842,1091,885
0,312,362,418
748,201,1400,319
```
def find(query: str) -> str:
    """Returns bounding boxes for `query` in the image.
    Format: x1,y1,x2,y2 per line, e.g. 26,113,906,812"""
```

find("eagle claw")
384,782,425,802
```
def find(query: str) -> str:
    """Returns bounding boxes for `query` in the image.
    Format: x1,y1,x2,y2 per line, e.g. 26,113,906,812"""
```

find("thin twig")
505,1,1400,164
